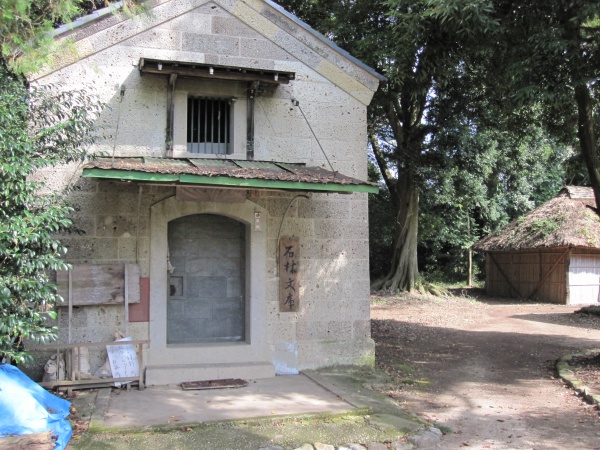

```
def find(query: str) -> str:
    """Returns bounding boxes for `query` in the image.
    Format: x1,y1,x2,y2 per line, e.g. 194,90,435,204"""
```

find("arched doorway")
167,214,246,343
147,197,272,385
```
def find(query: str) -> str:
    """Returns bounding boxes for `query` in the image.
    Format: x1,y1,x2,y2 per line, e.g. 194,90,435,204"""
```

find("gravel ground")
371,290,600,450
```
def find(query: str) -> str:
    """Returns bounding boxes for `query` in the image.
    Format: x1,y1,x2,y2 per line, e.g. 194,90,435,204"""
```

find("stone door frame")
148,196,269,368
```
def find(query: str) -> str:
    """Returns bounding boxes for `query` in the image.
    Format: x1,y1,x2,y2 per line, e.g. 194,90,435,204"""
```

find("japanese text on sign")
279,237,300,312
107,337,139,387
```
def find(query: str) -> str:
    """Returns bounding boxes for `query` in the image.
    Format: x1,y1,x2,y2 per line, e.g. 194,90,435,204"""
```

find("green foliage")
576,305,600,317
527,218,562,238
479,2,600,203
491,1,600,101
367,162,395,278
418,104,571,281
578,209,600,248
282,0,583,286
0,65,101,363
0,0,82,74
0,0,145,75
344,0,505,290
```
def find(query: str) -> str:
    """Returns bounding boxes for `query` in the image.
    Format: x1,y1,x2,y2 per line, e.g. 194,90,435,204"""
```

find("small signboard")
279,237,300,312
107,337,139,386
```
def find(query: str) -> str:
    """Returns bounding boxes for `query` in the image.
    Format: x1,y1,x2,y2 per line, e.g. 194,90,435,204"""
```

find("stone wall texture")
33,0,379,379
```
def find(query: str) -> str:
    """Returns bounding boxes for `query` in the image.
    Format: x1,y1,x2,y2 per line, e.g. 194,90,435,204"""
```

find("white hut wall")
566,248,600,305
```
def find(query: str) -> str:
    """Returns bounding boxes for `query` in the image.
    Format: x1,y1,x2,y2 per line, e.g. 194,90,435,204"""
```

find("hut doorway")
568,255,600,305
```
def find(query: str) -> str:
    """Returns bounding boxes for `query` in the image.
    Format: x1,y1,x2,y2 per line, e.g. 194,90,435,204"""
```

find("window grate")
187,97,231,154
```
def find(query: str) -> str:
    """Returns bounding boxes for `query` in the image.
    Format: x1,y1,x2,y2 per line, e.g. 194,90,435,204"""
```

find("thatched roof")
473,186,600,252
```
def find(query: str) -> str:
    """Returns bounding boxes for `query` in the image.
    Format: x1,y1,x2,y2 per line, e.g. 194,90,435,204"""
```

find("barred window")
187,97,232,154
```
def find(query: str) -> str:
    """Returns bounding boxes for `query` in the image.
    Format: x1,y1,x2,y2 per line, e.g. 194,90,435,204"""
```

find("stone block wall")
31,0,378,377
254,190,373,373
38,0,374,179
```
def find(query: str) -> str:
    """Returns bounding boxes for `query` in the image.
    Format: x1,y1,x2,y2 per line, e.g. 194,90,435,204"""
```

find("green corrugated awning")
82,157,379,194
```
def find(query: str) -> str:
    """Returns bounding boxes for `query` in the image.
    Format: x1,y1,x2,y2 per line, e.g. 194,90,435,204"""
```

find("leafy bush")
0,65,101,363
576,305,600,317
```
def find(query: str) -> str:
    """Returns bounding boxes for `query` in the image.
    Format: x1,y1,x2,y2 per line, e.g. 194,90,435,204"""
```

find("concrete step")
145,361,275,386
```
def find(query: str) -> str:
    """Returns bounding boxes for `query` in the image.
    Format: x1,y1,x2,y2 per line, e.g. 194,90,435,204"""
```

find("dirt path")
371,292,600,450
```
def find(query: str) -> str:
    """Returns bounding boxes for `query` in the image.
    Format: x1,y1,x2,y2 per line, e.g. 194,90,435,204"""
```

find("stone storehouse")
474,186,600,305
32,0,384,385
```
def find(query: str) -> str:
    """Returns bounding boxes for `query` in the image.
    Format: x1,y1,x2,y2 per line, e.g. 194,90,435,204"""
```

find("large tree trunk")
574,84,600,208
372,174,419,292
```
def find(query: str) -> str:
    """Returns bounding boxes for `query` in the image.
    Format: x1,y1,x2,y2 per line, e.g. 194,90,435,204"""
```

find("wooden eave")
138,58,295,84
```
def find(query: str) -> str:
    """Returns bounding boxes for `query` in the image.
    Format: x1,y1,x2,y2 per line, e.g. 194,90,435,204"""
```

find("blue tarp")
0,363,72,449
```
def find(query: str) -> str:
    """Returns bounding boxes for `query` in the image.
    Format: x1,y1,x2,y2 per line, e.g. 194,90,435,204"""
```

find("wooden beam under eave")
166,73,177,158
247,81,259,160
139,59,294,85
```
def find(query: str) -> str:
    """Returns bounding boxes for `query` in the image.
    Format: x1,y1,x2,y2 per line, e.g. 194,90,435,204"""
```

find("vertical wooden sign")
279,237,300,312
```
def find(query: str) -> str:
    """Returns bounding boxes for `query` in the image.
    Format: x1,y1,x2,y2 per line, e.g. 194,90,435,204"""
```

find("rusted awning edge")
82,168,379,194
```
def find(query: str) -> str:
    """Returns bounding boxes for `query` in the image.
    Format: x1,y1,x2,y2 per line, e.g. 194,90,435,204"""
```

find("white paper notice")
107,337,139,386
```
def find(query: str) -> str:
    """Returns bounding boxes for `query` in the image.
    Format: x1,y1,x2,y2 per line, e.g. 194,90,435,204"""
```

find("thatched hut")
473,186,600,304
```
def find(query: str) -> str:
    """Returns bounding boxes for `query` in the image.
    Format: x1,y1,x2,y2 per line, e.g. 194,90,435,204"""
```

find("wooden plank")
38,377,141,388
29,340,149,350
165,73,176,158
68,269,72,343
574,247,600,255
279,237,300,312
542,252,567,264
0,431,54,450
126,264,140,303
107,337,139,384
31,340,149,390
520,253,539,264
489,253,523,298
57,264,140,306
125,264,129,337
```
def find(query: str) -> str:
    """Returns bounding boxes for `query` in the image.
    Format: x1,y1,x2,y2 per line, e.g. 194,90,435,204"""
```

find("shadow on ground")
371,299,600,449
510,312,600,330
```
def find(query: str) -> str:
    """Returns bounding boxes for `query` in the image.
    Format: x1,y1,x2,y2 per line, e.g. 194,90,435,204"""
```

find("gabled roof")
564,185,595,200
261,0,385,82
473,187,600,252
83,157,379,194
36,0,384,104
